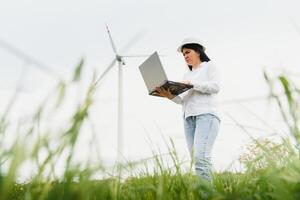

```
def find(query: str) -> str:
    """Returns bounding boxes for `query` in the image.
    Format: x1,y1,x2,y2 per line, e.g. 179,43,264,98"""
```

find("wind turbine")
94,25,149,163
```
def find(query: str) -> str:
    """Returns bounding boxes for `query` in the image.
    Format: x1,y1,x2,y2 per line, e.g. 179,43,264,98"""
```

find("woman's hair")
181,43,210,71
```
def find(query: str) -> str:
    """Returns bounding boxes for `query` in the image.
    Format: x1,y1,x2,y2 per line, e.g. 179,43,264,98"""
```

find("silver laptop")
139,51,193,97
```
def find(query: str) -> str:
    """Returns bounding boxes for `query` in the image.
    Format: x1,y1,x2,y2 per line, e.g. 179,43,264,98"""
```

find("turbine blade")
106,24,119,54
121,54,150,58
121,54,166,58
0,37,61,79
120,30,145,54
289,17,300,36
94,59,117,85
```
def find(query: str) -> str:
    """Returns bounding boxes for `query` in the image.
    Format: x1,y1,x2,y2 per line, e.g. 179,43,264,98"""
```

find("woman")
156,37,220,182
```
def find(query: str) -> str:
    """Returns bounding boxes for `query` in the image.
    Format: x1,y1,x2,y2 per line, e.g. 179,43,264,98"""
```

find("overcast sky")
1,0,300,176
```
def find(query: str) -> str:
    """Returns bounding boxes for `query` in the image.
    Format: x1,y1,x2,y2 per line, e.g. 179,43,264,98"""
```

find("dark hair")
181,43,210,71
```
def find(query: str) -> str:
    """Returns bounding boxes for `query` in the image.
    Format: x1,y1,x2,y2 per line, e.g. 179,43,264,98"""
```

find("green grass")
0,62,300,199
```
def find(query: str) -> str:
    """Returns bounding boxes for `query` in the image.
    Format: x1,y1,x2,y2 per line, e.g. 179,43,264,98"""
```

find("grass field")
0,63,299,200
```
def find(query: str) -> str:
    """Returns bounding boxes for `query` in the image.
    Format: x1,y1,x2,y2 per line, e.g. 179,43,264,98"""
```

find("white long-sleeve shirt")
171,61,220,119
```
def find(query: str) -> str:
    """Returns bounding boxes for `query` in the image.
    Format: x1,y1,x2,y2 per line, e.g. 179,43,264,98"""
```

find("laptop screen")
139,51,168,92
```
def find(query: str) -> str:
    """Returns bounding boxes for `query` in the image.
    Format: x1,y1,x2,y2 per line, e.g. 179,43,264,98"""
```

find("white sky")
1,0,300,176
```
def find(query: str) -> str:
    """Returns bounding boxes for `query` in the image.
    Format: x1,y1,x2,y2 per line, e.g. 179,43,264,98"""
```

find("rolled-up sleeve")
171,96,183,104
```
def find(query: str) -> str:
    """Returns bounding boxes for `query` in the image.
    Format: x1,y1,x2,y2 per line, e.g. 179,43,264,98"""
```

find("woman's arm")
188,64,220,94
170,95,183,104
155,87,183,104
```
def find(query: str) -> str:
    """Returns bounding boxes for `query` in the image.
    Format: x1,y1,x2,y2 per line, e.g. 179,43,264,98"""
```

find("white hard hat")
177,37,206,52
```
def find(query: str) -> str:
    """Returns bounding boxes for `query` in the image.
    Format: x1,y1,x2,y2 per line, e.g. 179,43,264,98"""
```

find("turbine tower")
94,25,147,163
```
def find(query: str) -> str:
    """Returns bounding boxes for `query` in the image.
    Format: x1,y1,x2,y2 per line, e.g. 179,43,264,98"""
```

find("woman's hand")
155,87,175,99
181,80,191,85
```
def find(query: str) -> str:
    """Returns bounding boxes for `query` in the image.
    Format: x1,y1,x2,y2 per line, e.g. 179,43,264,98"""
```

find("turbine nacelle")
116,55,125,65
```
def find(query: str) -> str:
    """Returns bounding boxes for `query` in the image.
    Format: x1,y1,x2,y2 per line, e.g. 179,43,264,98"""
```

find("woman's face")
182,48,201,67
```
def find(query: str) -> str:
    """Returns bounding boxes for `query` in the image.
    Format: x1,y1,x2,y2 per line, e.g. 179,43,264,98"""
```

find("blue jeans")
183,113,220,182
